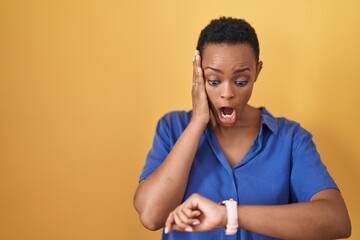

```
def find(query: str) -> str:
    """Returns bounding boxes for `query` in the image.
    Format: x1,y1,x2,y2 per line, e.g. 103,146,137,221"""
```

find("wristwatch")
221,198,238,235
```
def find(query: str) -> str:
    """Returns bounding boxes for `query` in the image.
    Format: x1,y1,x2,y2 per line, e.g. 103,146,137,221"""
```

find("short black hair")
196,17,260,62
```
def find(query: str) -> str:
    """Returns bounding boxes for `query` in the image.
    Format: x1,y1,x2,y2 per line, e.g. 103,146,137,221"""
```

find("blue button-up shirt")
139,107,338,240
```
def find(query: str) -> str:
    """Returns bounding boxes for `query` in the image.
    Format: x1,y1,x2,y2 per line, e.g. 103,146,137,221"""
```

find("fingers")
190,49,210,126
164,212,174,234
173,210,196,231
165,194,225,234
173,208,201,230
164,205,202,234
192,50,204,87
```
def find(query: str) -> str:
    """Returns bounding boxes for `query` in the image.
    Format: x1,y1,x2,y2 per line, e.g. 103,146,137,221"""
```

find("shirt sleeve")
139,115,171,181
290,125,338,202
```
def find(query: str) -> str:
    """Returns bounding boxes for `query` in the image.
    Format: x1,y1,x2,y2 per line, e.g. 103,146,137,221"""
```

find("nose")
221,82,235,100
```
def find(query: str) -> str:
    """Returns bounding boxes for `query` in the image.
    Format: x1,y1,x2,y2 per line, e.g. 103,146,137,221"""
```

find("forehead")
201,43,257,69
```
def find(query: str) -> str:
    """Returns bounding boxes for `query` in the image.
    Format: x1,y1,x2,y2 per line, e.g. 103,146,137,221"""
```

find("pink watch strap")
222,198,238,235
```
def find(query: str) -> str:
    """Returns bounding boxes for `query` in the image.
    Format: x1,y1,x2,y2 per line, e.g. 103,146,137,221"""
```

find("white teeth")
221,111,234,119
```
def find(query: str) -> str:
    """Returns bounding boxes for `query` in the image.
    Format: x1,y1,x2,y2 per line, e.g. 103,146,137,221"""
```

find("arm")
237,189,351,239
133,51,210,230
165,189,351,239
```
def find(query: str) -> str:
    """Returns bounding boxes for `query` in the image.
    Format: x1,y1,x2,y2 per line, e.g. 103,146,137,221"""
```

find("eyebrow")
204,66,250,74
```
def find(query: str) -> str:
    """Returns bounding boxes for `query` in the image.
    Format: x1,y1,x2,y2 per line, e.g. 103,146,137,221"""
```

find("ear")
254,61,263,82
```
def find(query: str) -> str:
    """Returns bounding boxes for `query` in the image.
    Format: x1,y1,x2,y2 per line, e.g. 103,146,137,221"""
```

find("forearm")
134,121,206,230
236,190,351,239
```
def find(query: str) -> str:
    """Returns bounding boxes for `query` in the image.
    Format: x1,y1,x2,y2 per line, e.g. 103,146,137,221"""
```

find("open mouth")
221,107,234,118
218,107,236,124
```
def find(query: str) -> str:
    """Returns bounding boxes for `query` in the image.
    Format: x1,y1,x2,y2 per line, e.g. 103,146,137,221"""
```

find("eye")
207,79,220,86
235,80,248,87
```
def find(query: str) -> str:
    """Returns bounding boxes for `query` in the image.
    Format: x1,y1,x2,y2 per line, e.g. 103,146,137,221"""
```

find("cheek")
240,87,254,102
205,85,217,106
205,85,216,99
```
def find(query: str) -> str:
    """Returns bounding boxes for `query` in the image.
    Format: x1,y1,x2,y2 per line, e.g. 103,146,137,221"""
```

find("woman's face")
201,43,262,127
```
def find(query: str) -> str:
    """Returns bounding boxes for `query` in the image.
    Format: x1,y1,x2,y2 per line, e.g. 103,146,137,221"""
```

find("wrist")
189,118,208,130
219,204,227,229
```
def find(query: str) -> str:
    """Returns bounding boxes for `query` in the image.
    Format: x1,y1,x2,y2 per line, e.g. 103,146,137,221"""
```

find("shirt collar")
259,107,278,134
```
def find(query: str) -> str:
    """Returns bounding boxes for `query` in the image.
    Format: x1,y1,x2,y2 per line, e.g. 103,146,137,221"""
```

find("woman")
134,17,351,239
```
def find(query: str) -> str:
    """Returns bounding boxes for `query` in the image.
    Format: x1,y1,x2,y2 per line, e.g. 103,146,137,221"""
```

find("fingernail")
197,67,201,73
164,227,169,234
192,220,200,225
195,54,198,61
185,226,193,232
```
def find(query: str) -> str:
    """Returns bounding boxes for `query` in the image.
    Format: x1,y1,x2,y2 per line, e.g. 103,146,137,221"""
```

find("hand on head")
191,50,213,127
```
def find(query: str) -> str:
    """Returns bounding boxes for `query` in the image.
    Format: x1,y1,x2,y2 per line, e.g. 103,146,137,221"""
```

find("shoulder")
261,107,311,140
159,110,192,126
160,110,192,122
155,110,192,136
277,117,307,135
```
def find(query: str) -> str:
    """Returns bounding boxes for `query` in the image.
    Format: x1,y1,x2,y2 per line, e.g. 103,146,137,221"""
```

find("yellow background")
0,0,359,239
